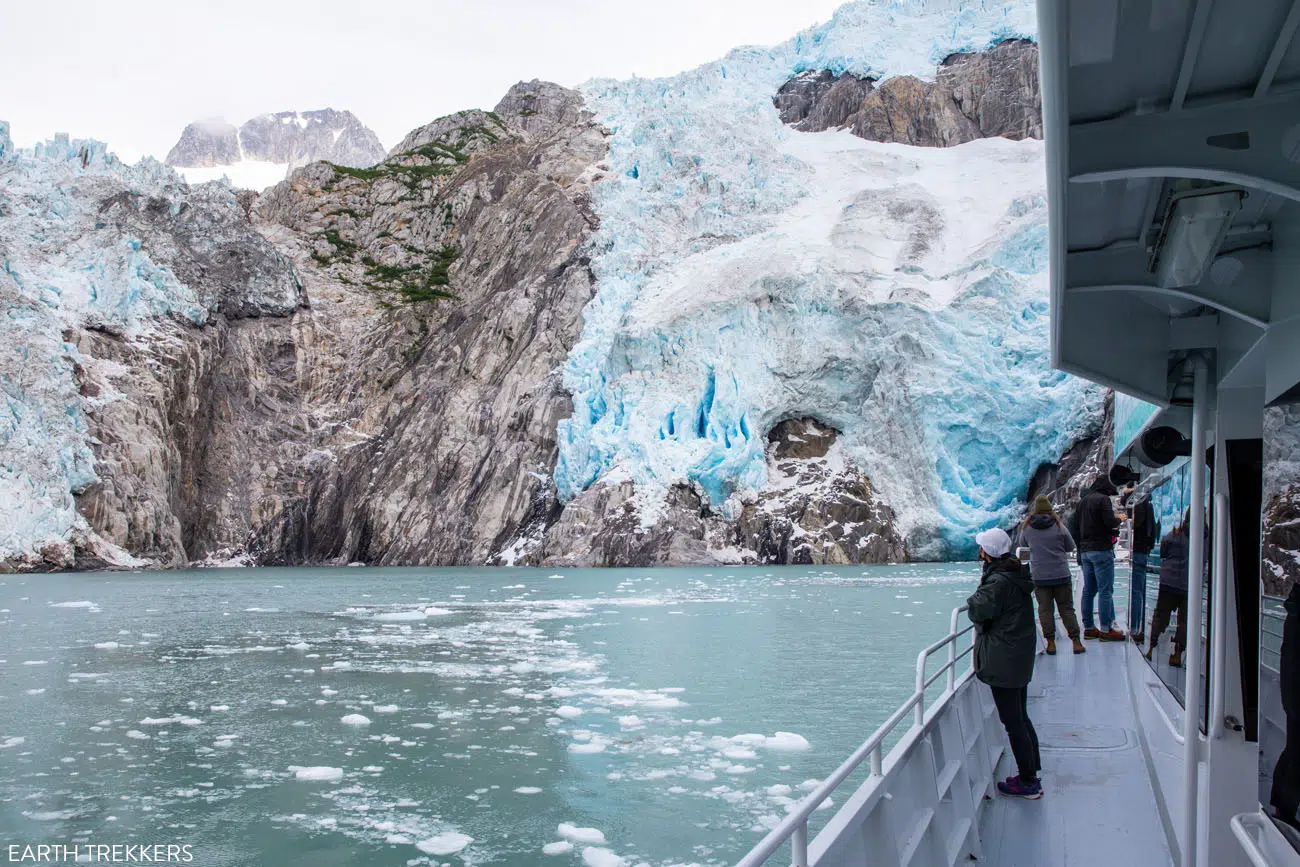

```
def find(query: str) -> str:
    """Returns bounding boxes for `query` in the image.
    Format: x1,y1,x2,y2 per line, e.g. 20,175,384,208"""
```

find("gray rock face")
537,418,906,567
777,40,1041,147
774,70,875,132
165,109,385,170
243,83,608,567
166,119,241,167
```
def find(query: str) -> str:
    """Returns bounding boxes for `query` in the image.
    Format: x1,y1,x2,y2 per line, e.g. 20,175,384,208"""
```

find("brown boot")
1045,638,1057,655
1072,638,1086,654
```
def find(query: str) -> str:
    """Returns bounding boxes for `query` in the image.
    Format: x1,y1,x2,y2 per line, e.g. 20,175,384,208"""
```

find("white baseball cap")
975,527,1012,558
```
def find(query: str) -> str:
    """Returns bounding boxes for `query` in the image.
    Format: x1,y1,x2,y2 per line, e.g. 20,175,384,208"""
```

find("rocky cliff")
3,1,1103,571
775,39,1041,146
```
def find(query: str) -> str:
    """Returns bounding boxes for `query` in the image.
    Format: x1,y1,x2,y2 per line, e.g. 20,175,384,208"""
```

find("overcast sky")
0,0,847,163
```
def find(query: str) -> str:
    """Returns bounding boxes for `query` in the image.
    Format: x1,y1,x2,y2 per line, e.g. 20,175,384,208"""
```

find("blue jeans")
1130,552,1149,634
1081,550,1117,631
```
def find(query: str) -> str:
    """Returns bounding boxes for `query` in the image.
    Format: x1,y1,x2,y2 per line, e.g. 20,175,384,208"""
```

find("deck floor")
975,635,1175,866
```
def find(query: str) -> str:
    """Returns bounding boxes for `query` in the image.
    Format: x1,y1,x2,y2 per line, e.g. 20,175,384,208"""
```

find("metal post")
915,664,926,728
1181,355,1209,867
791,821,808,867
947,609,961,691
1210,493,1230,740
870,745,882,778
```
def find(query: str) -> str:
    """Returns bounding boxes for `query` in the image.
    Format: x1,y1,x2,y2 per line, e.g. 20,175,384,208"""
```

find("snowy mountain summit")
164,109,385,189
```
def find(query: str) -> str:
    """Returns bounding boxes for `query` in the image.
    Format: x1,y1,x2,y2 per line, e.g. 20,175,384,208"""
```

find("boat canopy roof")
1040,0,1300,408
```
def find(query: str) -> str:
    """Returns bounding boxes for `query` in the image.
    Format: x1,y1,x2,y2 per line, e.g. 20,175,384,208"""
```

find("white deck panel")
976,638,1175,867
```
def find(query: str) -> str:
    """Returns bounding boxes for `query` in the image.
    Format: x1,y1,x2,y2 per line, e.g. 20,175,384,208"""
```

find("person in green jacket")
968,527,1042,799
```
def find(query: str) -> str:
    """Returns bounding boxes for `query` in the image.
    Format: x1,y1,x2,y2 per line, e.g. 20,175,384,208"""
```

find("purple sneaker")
997,775,1043,799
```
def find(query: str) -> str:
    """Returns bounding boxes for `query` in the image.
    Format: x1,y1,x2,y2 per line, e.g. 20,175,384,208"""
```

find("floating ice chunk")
764,732,811,751
721,746,757,760
725,764,755,775
139,715,202,726
374,610,427,622
423,607,453,616
568,737,608,754
415,832,472,855
340,714,371,726
581,848,626,867
24,689,45,695
270,699,287,706
543,841,574,855
210,705,230,712
798,779,821,791
372,705,399,714
558,824,606,844
125,730,150,740
286,642,310,650
766,784,793,796
555,706,583,719
93,641,120,649
289,766,343,782
514,786,543,794
1,737,27,748
49,601,97,609
617,715,643,730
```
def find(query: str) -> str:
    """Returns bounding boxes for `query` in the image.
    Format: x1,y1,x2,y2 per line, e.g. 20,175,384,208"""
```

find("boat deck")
976,636,1175,866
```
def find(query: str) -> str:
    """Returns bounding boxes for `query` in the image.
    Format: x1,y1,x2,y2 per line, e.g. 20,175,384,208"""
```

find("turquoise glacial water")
0,564,980,866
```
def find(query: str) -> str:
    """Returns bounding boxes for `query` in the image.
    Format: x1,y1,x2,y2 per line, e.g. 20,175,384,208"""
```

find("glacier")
557,0,1102,558
0,128,291,563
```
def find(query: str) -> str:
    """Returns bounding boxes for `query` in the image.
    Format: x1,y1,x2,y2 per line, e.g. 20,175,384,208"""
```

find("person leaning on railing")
968,527,1043,800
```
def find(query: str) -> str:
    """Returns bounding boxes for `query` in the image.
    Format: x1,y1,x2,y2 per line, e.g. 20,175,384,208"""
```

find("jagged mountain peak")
164,107,386,190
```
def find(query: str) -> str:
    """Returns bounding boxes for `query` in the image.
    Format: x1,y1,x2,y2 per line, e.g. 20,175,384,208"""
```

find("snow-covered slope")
557,0,1100,557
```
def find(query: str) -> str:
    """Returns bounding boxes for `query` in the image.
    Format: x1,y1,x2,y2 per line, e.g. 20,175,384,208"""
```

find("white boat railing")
734,604,993,867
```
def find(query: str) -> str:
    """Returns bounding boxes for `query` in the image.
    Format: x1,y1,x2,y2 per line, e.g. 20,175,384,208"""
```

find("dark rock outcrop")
1264,403,1300,595
774,70,876,132
537,418,906,567
776,39,1042,147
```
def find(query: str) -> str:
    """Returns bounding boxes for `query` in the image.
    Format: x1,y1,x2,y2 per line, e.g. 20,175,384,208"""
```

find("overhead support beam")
1172,0,1216,111
1256,0,1300,98
1068,284,1269,330
1064,245,1275,327
1070,88,1300,201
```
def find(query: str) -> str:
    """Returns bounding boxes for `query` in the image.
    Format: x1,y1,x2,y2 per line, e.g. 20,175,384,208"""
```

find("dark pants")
1149,586,1188,650
1034,582,1081,639
990,685,1041,782
1272,592,1300,822
1130,552,1150,633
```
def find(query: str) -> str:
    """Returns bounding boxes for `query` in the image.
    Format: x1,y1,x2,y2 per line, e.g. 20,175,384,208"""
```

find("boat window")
1259,401,1300,850
1134,457,1212,723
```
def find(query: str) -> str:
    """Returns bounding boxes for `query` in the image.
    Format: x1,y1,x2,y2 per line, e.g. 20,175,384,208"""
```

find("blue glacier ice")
558,0,1103,558
0,130,215,561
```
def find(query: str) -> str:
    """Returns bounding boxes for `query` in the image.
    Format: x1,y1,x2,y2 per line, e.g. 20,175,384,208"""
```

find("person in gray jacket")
1016,496,1085,656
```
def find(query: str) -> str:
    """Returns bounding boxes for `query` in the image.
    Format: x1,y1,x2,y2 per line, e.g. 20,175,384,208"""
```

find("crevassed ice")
557,0,1100,557
0,134,208,560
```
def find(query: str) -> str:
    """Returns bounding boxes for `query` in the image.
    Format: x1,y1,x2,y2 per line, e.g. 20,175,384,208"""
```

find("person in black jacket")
968,527,1041,800
1129,496,1159,643
1078,477,1127,641
1147,510,1191,667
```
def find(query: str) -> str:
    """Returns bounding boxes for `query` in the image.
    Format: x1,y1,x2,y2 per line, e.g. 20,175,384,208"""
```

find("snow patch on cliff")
558,0,1098,557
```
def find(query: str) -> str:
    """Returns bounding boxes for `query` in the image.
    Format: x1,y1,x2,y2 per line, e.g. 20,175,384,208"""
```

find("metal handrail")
1231,812,1282,867
734,604,976,867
